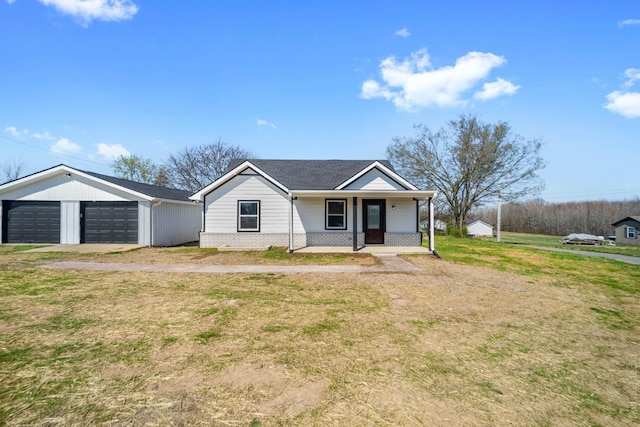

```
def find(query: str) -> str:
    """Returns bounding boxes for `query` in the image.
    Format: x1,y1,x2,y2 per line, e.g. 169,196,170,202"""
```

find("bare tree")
387,115,545,235
1,159,26,183
165,140,254,192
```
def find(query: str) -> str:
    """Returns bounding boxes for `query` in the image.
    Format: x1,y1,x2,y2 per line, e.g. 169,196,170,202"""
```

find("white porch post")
428,197,435,252
352,197,358,251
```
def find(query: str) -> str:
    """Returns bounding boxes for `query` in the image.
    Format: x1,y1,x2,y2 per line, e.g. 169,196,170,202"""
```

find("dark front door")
363,199,385,244
81,201,138,244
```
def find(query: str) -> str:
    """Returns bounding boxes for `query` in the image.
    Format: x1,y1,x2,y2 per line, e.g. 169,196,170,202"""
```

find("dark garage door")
81,201,138,244
2,201,61,244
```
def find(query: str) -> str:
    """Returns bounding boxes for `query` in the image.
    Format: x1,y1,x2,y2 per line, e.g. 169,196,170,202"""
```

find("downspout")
428,197,435,252
288,194,294,253
352,197,358,251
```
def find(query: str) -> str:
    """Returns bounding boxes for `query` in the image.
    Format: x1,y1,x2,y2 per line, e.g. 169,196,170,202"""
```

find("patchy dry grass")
0,242,638,426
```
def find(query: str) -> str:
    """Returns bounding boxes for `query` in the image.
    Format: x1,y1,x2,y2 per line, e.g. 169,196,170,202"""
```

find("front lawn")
0,244,638,425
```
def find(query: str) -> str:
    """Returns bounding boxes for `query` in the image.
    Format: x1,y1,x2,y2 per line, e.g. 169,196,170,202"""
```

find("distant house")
466,219,494,237
611,216,640,247
0,164,201,246
421,218,446,232
190,159,438,251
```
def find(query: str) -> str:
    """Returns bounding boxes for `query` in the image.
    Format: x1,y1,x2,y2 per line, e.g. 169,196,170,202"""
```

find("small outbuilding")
466,219,494,237
0,164,201,246
611,216,640,247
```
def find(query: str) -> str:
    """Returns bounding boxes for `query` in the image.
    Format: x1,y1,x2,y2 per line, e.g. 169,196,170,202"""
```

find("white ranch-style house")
190,159,438,252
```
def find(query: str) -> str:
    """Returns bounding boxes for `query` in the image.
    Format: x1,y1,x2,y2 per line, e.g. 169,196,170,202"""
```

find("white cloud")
603,91,640,118
32,130,56,140
361,48,515,109
603,68,640,118
97,143,130,159
6,0,17,4
257,119,277,129
474,78,521,100
623,68,640,88
618,19,640,28
37,0,138,25
51,137,81,154
4,126,29,138
395,28,410,38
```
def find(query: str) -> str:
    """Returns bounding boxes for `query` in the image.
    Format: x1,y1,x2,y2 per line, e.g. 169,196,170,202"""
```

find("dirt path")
43,253,422,274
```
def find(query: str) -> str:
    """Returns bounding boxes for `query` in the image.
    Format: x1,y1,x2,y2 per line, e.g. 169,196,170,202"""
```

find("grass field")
0,241,638,426
499,231,640,257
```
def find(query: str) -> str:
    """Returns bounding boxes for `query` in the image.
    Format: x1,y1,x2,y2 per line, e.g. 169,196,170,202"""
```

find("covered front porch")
287,190,437,253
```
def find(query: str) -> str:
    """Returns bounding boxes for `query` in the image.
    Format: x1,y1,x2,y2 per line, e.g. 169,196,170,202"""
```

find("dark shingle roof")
227,159,396,190
612,216,640,227
80,169,194,202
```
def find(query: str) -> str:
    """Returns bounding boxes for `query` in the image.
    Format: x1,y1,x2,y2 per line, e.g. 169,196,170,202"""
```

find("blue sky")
1,0,639,202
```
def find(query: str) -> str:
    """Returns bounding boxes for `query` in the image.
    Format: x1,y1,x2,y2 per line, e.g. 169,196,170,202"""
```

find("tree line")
471,198,640,237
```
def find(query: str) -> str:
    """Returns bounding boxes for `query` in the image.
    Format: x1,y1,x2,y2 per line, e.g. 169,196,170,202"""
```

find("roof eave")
290,189,437,199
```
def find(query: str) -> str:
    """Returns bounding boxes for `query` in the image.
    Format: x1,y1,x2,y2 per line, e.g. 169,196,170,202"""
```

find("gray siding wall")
614,219,640,247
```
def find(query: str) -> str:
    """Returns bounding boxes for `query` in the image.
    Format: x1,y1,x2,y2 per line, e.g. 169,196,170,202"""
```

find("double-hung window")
626,226,637,239
326,199,347,230
238,201,260,232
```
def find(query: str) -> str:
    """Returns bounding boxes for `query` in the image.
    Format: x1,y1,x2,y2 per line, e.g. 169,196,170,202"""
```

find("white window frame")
626,226,636,239
325,199,347,230
238,200,260,232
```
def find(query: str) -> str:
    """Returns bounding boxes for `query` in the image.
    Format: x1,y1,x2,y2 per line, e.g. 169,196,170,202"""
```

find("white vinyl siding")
344,168,406,191
204,174,301,234
385,198,417,233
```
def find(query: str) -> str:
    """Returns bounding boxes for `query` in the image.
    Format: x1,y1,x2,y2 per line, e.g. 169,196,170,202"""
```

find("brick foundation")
199,232,422,249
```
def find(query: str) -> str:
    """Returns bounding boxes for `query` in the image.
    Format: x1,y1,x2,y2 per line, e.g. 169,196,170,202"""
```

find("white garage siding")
151,202,201,246
0,167,202,246
2,173,136,202
60,201,80,244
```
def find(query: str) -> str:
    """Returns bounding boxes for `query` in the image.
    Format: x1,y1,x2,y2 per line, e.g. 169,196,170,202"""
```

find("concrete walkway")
521,245,640,266
43,253,423,274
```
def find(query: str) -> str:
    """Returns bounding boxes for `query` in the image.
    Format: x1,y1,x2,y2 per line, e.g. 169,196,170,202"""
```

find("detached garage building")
0,165,201,246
